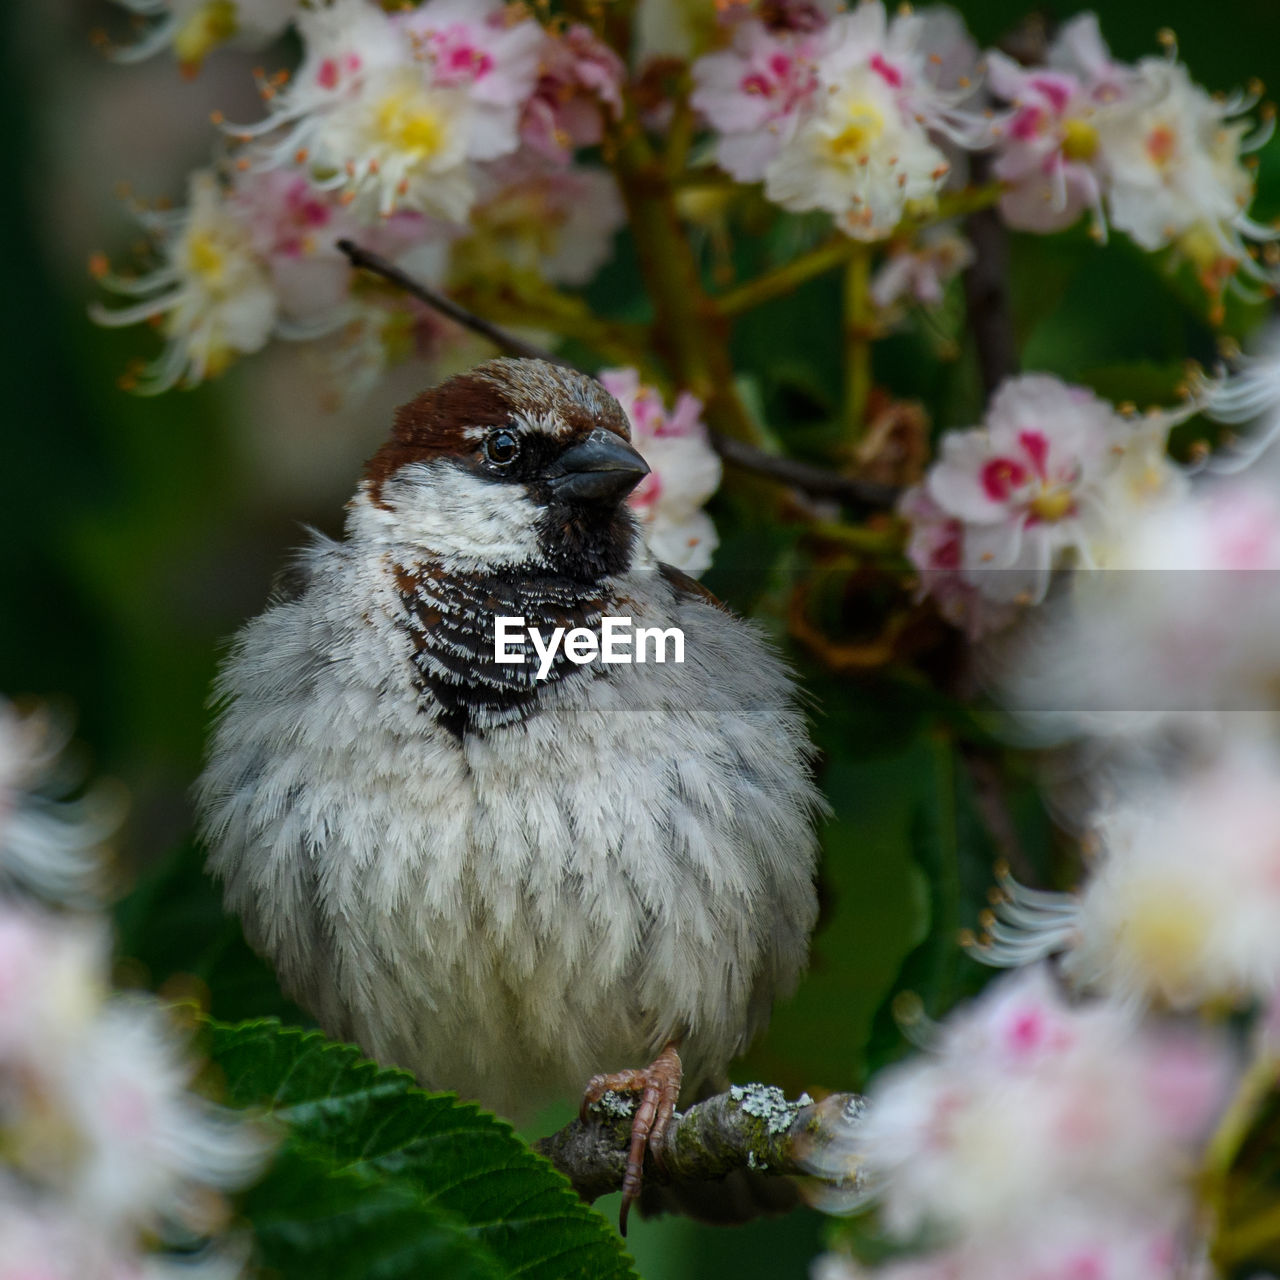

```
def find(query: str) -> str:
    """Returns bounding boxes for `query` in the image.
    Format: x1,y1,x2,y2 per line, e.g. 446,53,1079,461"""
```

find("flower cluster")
974,464,1280,1005
811,967,1235,1278
598,368,722,576
691,2,985,240
0,697,267,1279
987,15,1276,304
898,373,1188,638
94,0,626,394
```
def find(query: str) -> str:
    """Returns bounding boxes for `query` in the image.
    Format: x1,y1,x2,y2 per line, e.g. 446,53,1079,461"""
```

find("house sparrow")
196,358,822,1226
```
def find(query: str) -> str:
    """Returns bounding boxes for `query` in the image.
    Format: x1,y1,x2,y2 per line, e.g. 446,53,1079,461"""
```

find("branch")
711,432,899,513
337,239,571,365
961,173,1018,398
535,1084,865,1206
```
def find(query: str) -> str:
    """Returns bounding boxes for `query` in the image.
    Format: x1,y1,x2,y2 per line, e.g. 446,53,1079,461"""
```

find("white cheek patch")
347,464,545,570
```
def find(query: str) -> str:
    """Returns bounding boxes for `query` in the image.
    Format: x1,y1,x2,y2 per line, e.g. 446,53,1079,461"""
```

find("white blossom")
92,171,279,392
236,0,545,225
982,745,1280,1010
869,223,974,309
692,2,990,240
905,375,1187,626
108,0,295,72
995,476,1280,744
0,700,121,903
457,160,625,287
830,967,1233,1240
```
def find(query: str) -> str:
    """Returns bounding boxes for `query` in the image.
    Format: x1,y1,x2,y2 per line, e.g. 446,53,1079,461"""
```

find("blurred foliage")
2,2,1280,1278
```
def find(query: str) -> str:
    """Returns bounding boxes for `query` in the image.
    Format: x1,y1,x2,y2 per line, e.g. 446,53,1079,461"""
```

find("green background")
2,3,1277,1276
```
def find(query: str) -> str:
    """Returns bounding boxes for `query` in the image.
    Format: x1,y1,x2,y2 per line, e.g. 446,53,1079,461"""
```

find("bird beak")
547,428,650,505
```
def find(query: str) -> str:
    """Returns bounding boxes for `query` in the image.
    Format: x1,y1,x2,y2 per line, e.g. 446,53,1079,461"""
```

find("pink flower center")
429,26,495,86
317,53,361,90
1010,105,1046,140
869,54,902,88
931,528,962,570
981,457,1029,501
1007,1008,1047,1054
1030,75,1072,115
1063,1251,1107,1280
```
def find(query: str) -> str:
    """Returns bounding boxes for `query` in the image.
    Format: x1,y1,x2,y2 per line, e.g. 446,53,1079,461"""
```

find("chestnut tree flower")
902,375,1186,629
1196,321,1280,472
995,476,1280,742
0,700,120,903
693,2,990,240
455,159,625,288
988,12,1277,296
869,223,974,309
520,23,625,163
0,695,268,1279
690,18,822,182
813,1204,1212,1280
830,966,1233,1243
982,746,1280,1009
598,369,723,575
986,14,1122,235
92,171,280,392
108,0,295,73
238,0,544,224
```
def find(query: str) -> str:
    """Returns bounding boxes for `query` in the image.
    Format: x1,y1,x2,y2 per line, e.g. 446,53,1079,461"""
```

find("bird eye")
484,429,521,467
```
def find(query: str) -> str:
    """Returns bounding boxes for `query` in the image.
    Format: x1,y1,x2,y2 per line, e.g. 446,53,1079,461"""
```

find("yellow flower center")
374,88,446,156
1118,885,1207,995
1029,488,1074,522
173,1,238,73
186,232,227,288
827,100,885,165
1061,118,1099,162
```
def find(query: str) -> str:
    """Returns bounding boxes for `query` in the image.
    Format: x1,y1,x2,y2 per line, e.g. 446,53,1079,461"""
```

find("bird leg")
579,1041,683,1235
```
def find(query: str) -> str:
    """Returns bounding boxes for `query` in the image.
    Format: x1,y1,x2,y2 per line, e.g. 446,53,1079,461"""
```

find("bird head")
355,358,650,580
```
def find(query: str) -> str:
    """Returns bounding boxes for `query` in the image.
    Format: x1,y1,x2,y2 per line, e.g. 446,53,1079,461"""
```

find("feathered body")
197,359,821,1118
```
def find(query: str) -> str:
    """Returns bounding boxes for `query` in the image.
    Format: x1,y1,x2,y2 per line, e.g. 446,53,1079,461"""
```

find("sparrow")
196,357,822,1227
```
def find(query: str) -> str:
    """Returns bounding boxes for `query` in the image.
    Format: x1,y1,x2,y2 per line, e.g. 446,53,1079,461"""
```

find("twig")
337,239,571,365
961,166,1018,395
714,237,855,318
711,432,899,513
843,245,874,438
535,1084,865,1206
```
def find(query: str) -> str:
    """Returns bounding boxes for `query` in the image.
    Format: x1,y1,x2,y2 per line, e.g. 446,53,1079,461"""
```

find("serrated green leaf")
210,1020,638,1280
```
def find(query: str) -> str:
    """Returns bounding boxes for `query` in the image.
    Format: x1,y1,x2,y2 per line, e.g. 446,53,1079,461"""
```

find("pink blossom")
690,19,821,181
598,369,722,574
229,170,432,325
521,24,625,162
925,375,1132,604
987,55,1109,233
398,0,545,109
898,486,1016,639
839,967,1234,1240
463,157,624,286
870,224,974,309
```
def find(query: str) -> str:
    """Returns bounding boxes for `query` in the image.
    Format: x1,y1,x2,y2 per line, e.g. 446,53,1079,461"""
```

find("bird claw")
579,1042,683,1236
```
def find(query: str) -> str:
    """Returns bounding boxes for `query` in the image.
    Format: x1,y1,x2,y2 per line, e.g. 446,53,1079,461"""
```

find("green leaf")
210,1019,638,1280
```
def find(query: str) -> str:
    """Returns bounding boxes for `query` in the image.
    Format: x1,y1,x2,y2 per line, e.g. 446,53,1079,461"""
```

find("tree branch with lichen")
534,1084,865,1208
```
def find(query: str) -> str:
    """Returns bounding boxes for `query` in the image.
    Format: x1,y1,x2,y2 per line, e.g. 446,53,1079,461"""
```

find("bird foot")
579,1042,683,1236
